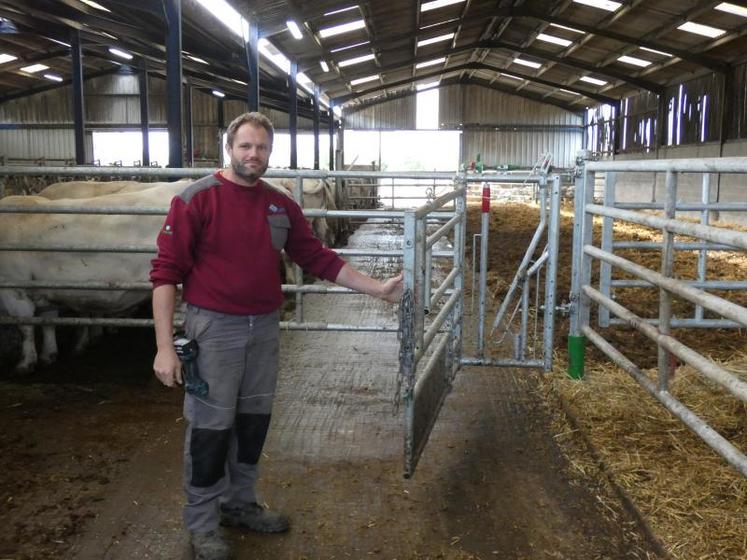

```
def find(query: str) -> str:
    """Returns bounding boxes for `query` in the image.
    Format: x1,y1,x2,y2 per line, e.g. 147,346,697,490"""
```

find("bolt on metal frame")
568,156,747,477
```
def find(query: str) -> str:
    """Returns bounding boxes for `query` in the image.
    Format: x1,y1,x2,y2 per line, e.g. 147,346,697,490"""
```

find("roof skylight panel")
319,19,366,38
715,2,747,18
536,33,572,47
677,21,726,38
572,0,621,11
421,0,465,12
20,64,49,73
350,74,379,86
415,57,447,69
417,33,455,47
512,58,542,69
617,55,651,67
338,53,375,67
579,75,607,86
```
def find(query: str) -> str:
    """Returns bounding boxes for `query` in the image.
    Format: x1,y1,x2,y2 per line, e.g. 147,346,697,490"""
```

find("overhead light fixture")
231,78,247,85
513,58,541,69
617,55,651,67
350,74,378,86
417,33,455,47
338,53,375,67
187,54,209,64
323,5,358,16
415,57,446,69
20,63,49,73
330,40,370,53
640,46,673,57
677,21,726,38
420,18,459,29
501,73,524,80
579,75,607,86
715,2,747,18
108,47,133,60
572,0,621,11
0,53,17,64
286,20,303,40
47,38,72,47
212,90,225,98
319,19,365,38
421,0,465,12
320,60,330,72
536,33,572,47
43,73,63,82
80,0,111,12
549,23,584,34
333,105,342,117
559,88,581,96
416,80,441,90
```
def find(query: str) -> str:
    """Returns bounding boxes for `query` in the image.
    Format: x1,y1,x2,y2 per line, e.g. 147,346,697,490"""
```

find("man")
150,111,402,560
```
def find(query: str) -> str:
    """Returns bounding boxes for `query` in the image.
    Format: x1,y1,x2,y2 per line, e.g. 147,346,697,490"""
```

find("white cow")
37,179,190,200
0,182,186,373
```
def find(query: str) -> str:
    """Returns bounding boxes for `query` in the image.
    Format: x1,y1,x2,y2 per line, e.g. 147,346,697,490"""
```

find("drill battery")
173,334,209,397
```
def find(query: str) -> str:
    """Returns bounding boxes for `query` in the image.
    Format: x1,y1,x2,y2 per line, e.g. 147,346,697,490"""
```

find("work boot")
220,502,290,533
190,528,233,560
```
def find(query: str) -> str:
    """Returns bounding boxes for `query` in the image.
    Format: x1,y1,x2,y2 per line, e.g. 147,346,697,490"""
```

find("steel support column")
70,29,86,165
165,0,183,168
184,83,193,167
289,60,298,169
313,85,320,170
139,60,150,166
245,19,259,112
328,105,335,170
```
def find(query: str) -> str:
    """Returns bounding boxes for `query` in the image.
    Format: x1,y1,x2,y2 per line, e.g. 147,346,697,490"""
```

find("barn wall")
441,84,583,168
344,96,416,130
606,140,747,226
0,72,315,165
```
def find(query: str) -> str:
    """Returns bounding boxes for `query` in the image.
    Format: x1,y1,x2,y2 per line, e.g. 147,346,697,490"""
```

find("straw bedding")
466,201,747,560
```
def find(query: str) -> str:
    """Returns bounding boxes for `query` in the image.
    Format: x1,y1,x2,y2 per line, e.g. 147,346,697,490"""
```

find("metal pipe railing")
570,155,747,478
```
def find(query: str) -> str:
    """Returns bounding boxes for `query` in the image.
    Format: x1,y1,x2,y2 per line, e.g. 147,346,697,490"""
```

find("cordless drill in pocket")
173,334,209,397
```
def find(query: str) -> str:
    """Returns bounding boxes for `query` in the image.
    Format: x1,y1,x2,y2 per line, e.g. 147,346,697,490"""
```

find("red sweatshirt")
150,172,346,315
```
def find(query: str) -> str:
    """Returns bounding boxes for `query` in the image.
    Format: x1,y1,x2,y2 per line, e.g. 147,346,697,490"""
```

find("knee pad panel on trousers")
189,427,231,487
236,413,271,465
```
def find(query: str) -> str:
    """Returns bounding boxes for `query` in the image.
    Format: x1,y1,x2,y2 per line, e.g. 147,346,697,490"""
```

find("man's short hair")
225,112,274,147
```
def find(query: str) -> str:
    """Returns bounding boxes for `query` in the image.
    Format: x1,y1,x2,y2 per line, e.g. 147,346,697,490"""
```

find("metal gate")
397,171,562,476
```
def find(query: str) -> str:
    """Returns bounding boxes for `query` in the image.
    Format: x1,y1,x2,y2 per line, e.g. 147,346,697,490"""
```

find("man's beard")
230,158,267,183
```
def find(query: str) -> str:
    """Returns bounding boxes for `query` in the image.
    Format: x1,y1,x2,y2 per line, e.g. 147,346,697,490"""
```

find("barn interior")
0,1,746,559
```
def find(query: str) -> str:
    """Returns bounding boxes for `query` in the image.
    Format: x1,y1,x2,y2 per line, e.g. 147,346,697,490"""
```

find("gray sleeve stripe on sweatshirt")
179,174,221,203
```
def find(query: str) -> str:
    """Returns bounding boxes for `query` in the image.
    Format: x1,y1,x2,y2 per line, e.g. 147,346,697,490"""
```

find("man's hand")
379,272,404,303
153,347,183,387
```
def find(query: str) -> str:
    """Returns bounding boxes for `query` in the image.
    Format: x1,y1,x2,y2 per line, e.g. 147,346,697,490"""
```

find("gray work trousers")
182,304,280,533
